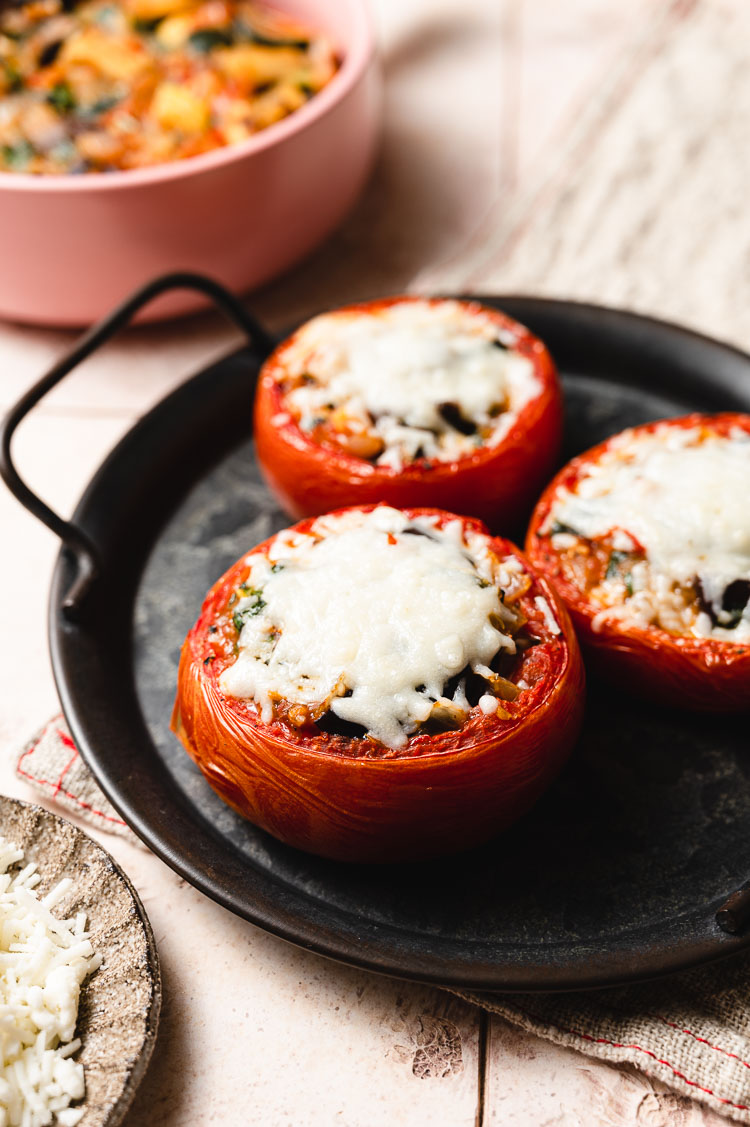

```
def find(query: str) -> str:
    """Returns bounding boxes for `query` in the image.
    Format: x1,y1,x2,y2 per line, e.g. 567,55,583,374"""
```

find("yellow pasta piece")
151,81,210,132
75,131,126,164
213,44,305,88
125,0,198,21
61,28,153,81
154,13,193,48
274,81,307,113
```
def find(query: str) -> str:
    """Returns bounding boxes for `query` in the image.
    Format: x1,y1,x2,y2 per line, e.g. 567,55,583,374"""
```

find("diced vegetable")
2,59,23,92
605,549,630,580
1,139,34,169
61,27,153,79
126,0,198,23
213,43,305,87
151,80,209,131
154,13,192,47
47,80,76,112
75,128,124,162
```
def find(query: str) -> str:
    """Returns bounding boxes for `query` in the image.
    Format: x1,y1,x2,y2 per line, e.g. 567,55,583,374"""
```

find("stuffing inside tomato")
172,505,584,861
526,413,750,711
253,297,562,531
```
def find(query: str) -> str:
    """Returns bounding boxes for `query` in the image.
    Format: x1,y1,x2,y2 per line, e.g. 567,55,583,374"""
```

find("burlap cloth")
17,716,750,1123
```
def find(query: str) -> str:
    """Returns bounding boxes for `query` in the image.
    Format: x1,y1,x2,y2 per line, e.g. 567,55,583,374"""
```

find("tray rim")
48,294,750,993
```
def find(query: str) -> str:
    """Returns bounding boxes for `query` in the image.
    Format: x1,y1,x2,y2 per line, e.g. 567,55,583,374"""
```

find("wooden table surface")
1,1,746,1122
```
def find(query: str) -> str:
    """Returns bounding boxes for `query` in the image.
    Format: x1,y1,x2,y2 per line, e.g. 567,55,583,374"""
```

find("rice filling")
218,506,534,748
546,426,750,641
276,301,541,471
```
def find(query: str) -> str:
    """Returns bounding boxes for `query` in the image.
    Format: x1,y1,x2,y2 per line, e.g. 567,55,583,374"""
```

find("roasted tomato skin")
171,506,585,862
253,297,562,532
525,413,750,712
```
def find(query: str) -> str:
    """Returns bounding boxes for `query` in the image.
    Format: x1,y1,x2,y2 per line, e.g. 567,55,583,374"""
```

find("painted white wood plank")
514,0,657,185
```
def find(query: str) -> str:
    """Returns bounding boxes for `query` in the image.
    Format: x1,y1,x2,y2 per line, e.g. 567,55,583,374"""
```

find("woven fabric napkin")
16,715,750,1122
18,715,140,844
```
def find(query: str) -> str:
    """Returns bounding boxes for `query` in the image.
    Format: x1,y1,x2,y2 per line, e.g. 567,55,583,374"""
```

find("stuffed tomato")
172,505,584,862
526,413,750,711
254,296,562,531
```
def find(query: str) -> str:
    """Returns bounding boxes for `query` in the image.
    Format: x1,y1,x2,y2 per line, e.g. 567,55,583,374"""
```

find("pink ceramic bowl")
0,0,381,326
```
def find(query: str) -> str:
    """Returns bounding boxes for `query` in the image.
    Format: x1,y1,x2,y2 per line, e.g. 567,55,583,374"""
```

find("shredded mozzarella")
279,301,541,468
549,425,750,640
534,596,561,636
0,837,100,1127
219,507,524,748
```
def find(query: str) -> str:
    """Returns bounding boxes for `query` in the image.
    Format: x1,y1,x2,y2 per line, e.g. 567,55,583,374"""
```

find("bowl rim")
0,0,375,194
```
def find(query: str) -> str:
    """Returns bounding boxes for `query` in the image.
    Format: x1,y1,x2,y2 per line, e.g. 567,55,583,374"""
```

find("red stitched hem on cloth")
512,1007,749,1112
575,997,750,1074
55,727,76,754
53,729,79,798
575,1031,748,1110
572,1028,748,1111
656,1015,750,1071
17,729,128,829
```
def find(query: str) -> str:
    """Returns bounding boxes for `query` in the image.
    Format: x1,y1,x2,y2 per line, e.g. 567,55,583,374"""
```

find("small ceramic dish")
0,0,381,326
0,795,161,1127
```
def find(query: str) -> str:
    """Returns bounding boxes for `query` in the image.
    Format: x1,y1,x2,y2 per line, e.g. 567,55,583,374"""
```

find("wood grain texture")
435,0,750,356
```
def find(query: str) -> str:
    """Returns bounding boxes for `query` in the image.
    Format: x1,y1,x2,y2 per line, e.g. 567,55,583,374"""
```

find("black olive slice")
437,402,477,436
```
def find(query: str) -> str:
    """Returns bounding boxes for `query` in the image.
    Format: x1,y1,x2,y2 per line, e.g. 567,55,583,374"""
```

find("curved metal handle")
0,271,276,621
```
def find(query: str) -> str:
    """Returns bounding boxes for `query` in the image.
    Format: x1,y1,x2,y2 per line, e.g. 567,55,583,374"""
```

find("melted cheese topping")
219,507,527,748
278,301,540,470
549,425,750,640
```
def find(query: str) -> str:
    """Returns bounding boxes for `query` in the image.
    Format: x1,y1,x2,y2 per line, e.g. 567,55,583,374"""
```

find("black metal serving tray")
4,273,750,992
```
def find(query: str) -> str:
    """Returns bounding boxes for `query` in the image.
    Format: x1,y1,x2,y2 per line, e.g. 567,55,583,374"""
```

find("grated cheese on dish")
0,836,101,1127
546,424,750,641
219,506,530,748
276,301,541,471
